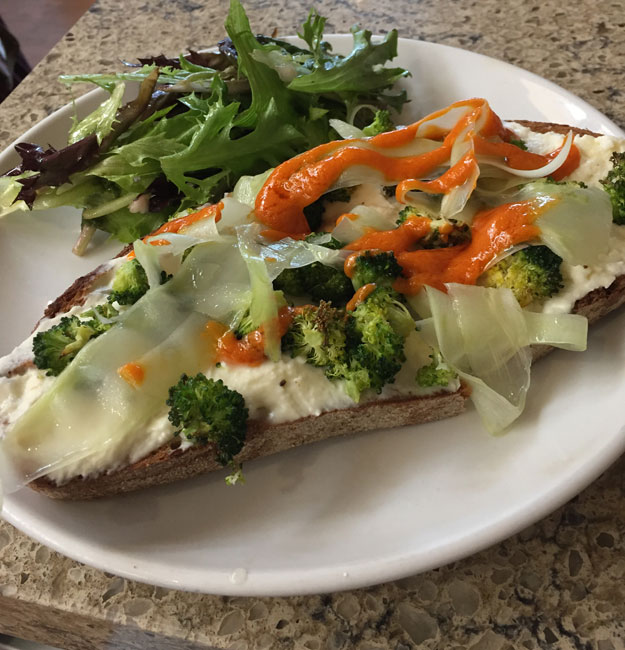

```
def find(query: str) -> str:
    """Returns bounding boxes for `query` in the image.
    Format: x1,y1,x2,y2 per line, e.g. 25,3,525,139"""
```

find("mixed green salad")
0,1,409,255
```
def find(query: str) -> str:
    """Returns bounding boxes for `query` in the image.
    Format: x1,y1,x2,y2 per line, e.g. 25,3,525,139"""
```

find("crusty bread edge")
30,388,470,499
13,120,624,499
511,120,601,138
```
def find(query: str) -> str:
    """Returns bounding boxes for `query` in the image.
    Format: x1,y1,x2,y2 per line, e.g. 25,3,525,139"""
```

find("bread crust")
30,387,470,499
511,120,601,138
42,265,109,321
5,120,623,499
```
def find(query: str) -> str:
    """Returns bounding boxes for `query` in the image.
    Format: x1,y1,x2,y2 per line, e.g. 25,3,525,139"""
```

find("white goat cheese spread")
0,125,623,483
0,329,456,483
505,122,625,188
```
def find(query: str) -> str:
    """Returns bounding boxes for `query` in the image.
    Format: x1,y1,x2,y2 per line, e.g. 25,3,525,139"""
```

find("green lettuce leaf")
297,9,328,65
60,65,191,89
288,28,408,95
68,82,126,145
91,206,167,244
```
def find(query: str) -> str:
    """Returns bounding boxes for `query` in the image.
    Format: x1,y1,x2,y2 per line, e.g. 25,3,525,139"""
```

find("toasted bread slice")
28,272,625,500
4,234,470,499
4,121,624,499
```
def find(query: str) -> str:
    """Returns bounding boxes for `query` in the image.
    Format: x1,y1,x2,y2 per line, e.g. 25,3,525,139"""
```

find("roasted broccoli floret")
479,245,563,307
166,374,248,466
33,315,113,376
601,151,625,225
396,205,425,225
274,261,354,305
362,109,394,137
305,264,354,304
108,258,149,305
350,251,402,289
422,220,471,249
108,258,172,305
346,287,411,395
283,287,412,401
416,352,457,388
354,285,414,336
283,302,360,393
282,301,349,370
397,207,471,248
81,302,119,321
272,268,306,298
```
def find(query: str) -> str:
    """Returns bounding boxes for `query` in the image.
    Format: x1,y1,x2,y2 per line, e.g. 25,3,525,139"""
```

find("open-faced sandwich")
1,98,624,499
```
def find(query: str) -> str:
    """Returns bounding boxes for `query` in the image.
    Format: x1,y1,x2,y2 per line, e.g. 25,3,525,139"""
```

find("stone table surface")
1,0,625,648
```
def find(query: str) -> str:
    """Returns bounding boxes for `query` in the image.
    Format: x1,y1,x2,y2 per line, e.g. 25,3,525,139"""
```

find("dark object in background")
0,17,31,102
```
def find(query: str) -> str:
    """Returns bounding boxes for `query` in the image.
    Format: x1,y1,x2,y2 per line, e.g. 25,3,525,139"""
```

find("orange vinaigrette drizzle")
127,202,224,259
254,98,578,236
252,98,578,298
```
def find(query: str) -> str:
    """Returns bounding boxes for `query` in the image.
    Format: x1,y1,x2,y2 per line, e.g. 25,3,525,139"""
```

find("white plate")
1,37,624,597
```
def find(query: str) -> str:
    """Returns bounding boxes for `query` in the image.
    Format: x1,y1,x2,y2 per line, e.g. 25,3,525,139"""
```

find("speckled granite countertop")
1,1,625,648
